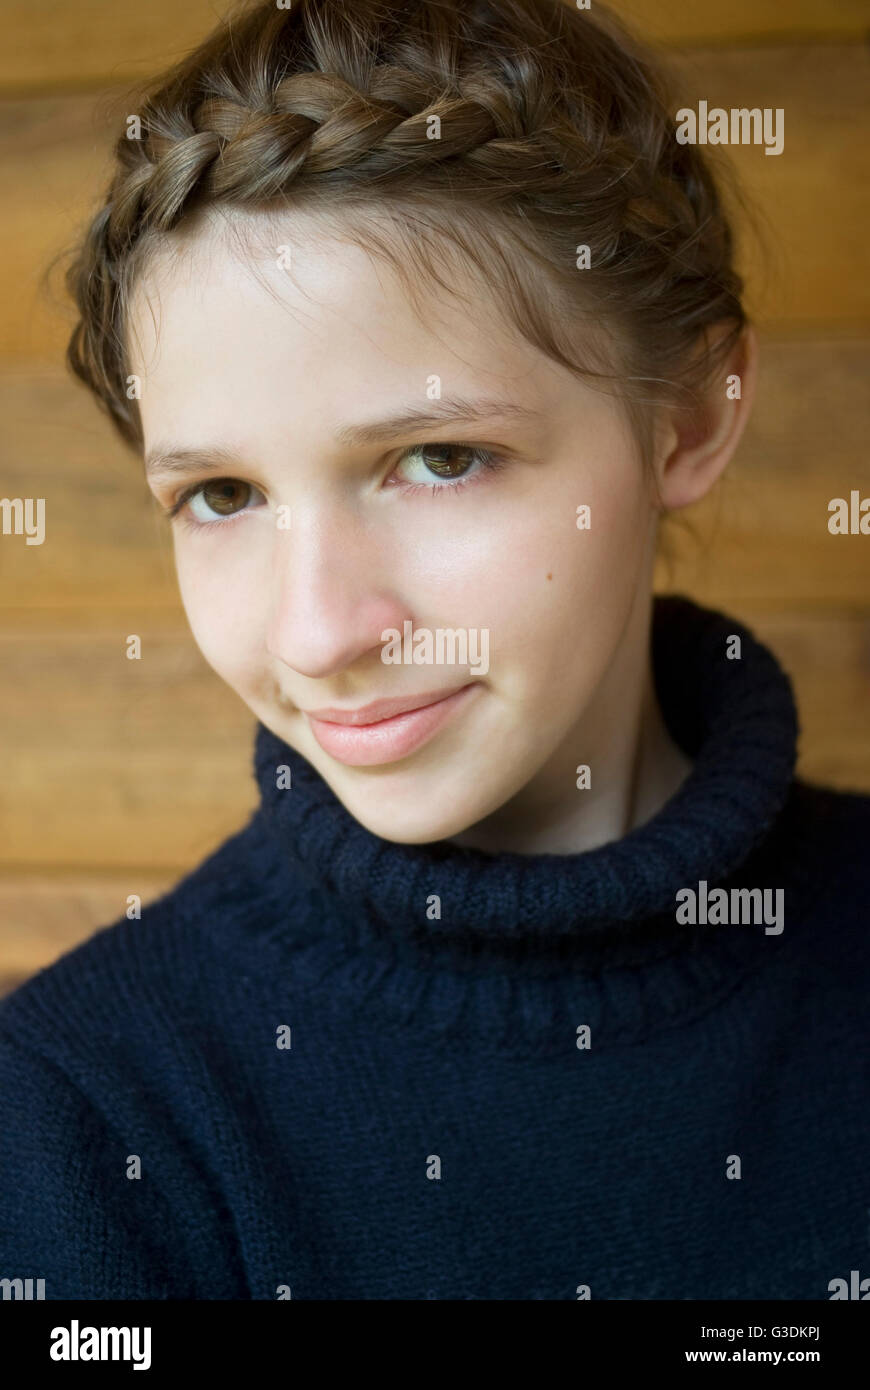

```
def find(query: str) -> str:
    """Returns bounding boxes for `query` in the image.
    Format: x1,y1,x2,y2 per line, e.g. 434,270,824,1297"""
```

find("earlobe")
655,323,758,513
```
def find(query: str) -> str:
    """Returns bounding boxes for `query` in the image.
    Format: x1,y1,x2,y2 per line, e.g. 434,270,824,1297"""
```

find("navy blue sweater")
1,595,869,1300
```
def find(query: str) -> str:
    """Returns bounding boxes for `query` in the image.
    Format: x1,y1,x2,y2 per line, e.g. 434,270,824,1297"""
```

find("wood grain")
667,44,870,330
0,601,866,992
0,45,867,360
0,872,176,997
0,618,259,868
3,340,868,611
1,1,868,992
1,0,867,95
0,600,867,875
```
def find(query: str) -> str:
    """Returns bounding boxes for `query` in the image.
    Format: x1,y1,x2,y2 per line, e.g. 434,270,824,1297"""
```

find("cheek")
173,535,266,686
383,459,648,683
483,465,649,697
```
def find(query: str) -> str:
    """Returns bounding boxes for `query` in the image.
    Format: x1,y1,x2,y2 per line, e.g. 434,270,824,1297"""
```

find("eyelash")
162,443,508,533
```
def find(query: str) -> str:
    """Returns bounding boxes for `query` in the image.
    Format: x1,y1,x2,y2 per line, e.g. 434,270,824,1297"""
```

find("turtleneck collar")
247,595,811,1046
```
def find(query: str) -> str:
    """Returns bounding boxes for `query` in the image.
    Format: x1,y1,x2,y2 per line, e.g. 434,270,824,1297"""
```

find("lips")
302,682,480,766
304,685,473,727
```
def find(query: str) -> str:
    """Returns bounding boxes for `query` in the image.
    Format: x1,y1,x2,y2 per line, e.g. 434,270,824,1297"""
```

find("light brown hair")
62,0,749,470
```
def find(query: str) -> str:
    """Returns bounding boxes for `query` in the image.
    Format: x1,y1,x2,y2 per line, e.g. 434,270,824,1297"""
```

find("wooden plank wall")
1,0,868,994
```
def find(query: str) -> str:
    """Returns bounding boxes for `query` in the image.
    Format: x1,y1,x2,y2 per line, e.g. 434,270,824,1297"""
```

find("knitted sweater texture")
1,595,868,1300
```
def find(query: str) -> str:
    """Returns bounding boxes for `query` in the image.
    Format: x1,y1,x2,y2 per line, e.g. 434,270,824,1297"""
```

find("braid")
64,0,747,454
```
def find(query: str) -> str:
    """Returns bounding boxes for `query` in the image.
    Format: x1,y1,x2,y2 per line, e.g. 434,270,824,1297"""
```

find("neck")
250,592,803,1042
253,592,801,961
447,589,693,857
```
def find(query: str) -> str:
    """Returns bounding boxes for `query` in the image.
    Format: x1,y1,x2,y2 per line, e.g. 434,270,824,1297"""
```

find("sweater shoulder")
772,776,870,964
787,775,870,859
0,810,286,1049
794,773,870,813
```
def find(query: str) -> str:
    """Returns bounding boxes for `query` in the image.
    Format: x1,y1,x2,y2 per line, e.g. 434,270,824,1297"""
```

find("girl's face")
130,213,660,844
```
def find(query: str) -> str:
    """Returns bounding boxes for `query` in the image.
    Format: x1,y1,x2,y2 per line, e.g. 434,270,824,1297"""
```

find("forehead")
126,207,537,385
124,206,616,462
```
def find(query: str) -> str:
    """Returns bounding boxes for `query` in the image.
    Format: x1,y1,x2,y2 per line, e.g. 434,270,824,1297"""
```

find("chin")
342,793,481,847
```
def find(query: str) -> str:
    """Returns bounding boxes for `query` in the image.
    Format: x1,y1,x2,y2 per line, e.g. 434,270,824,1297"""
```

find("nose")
264,502,407,680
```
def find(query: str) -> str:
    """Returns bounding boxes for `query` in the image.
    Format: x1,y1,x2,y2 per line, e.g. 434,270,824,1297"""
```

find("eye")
169,478,265,526
165,442,507,529
391,443,504,491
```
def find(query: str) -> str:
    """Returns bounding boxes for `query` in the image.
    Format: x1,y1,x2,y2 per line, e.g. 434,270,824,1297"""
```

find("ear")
653,323,758,511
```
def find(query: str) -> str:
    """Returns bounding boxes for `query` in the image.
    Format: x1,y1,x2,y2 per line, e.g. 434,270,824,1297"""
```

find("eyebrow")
143,396,541,477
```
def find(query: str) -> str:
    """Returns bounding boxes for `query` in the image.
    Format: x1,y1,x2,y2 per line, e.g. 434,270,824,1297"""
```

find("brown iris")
199,479,252,516
417,445,476,479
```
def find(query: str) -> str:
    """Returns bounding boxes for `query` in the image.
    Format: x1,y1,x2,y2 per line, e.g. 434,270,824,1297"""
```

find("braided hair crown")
65,0,746,454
